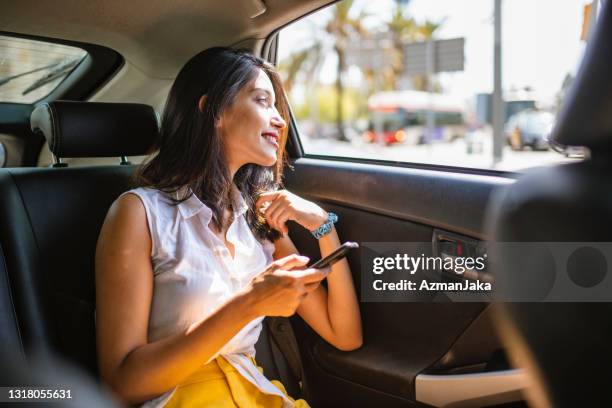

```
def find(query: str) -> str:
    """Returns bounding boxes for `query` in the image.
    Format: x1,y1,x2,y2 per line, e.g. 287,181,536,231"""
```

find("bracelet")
311,212,338,239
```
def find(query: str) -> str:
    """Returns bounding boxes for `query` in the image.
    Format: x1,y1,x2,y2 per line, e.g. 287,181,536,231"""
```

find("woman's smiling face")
217,68,286,173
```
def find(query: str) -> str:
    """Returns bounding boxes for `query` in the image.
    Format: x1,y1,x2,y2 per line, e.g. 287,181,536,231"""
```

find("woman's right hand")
244,254,329,317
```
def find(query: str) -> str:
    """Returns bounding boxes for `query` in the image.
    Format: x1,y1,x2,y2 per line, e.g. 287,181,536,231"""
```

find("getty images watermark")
360,242,612,302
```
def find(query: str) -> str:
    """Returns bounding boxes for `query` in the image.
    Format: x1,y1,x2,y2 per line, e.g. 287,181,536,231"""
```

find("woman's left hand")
256,190,328,234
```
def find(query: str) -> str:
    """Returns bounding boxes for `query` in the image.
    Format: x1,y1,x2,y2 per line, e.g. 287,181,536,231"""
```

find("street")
300,132,578,172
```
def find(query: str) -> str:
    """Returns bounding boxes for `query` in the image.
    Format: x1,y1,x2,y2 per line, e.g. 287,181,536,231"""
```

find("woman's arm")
95,194,322,404
257,190,362,351
274,230,362,351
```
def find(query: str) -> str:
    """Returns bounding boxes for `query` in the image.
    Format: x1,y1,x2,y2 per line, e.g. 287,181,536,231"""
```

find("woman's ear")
198,95,222,128
198,95,207,113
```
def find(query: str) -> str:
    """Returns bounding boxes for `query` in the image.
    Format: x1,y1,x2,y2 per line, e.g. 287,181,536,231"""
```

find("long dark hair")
133,47,290,241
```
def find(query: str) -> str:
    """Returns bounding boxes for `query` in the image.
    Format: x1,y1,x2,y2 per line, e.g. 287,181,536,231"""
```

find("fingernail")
298,256,310,262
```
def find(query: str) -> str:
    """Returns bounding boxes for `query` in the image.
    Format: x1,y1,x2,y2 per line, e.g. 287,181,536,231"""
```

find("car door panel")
284,158,513,239
284,157,515,406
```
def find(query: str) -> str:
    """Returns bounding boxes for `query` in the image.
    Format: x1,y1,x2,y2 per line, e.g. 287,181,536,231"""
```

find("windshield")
0,35,87,103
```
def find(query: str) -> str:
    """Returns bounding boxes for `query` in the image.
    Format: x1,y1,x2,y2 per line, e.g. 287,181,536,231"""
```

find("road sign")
345,36,464,76
345,34,393,70
404,38,465,75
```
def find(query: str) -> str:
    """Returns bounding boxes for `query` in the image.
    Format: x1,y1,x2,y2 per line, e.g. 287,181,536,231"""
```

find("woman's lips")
262,132,279,148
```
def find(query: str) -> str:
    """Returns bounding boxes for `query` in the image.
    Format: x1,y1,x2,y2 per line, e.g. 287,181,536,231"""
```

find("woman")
95,47,362,407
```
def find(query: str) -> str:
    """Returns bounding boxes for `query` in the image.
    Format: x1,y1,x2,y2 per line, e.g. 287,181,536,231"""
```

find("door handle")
439,252,493,283
432,229,492,282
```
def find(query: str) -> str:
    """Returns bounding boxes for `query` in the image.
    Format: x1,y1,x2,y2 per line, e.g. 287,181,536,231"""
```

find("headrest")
31,101,158,159
551,1,612,150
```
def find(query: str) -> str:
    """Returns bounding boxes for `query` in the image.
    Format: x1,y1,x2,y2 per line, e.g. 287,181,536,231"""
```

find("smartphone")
309,241,359,269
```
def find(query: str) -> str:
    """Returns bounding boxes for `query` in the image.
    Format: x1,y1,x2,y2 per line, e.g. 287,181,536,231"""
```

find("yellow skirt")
164,355,310,407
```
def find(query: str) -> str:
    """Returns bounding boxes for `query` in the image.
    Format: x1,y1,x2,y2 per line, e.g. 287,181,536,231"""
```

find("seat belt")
266,317,310,399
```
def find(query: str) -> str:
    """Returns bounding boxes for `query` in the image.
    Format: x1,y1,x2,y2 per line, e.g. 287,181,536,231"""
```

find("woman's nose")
271,108,286,130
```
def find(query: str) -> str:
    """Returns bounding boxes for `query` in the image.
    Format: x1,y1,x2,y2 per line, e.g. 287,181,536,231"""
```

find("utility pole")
425,38,435,144
492,0,504,166
587,0,599,41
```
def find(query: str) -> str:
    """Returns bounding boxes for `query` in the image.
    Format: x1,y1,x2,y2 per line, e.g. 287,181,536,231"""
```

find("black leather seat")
487,2,612,406
0,101,158,376
0,243,23,358
0,100,301,400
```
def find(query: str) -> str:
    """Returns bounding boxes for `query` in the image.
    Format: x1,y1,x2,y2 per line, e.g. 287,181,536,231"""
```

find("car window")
0,35,87,104
278,0,595,171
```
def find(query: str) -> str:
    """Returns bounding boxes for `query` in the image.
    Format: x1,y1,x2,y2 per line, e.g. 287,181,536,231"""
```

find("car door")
283,157,516,407
268,1,588,406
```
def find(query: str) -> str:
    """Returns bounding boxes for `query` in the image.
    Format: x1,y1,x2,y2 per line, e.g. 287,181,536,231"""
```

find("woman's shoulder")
100,189,151,244
120,186,160,200
112,187,180,226
118,187,174,207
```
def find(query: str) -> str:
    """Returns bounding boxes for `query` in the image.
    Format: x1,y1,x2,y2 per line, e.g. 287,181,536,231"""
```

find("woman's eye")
256,97,270,106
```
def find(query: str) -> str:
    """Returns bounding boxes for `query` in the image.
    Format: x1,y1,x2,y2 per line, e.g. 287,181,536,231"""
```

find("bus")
362,90,467,145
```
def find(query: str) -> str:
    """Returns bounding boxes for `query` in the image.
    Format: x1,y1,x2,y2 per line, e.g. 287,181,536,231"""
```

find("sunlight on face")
218,69,286,175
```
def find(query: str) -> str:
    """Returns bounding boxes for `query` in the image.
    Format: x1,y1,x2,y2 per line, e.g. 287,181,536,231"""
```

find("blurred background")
277,0,599,171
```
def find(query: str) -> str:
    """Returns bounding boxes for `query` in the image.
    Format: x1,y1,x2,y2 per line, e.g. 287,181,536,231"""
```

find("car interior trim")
415,368,527,407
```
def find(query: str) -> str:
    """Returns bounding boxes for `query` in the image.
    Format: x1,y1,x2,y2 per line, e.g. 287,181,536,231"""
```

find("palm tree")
279,21,324,94
280,47,310,95
325,0,368,141
278,36,323,132
386,1,443,92
387,5,417,89
411,19,443,92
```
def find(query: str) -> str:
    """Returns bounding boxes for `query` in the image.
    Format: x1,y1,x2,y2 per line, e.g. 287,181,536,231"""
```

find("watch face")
0,142,6,168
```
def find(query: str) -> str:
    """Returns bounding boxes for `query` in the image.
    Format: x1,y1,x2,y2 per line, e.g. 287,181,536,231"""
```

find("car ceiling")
1,0,335,105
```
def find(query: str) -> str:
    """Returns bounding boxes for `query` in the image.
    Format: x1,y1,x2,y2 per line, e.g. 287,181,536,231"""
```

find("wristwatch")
311,212,338,239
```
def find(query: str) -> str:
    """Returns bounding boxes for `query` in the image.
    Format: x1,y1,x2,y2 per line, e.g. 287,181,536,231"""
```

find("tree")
386,1,443,92
387,4,417,89
279,27,323,96
325,0,368,141
278,36,323,132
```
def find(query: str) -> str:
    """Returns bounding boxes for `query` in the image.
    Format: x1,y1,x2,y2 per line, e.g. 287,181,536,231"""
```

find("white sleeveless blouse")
120,186,293,408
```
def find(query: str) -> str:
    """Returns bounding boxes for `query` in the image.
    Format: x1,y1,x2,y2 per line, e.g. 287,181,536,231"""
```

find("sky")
278,0,594,108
